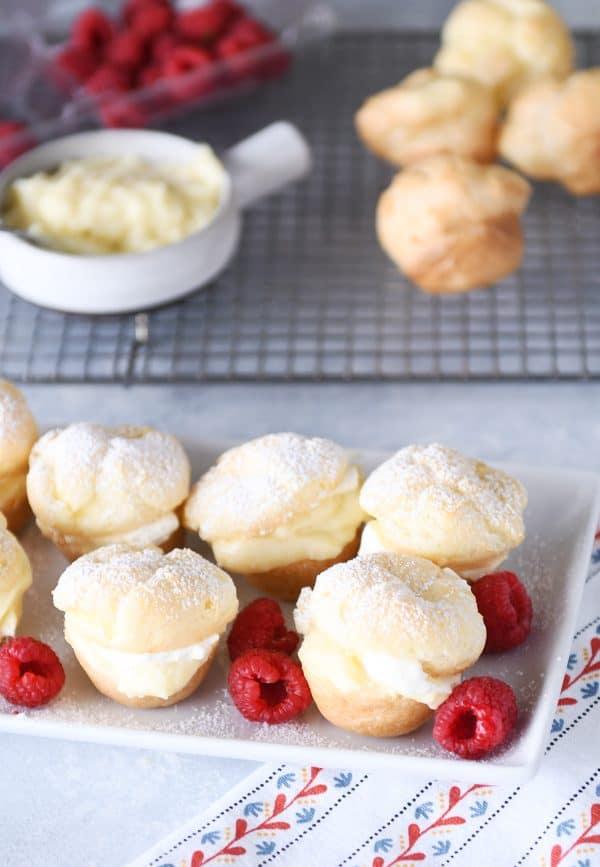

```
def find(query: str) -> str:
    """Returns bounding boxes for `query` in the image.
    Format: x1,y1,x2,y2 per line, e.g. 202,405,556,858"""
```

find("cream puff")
355,68,499,167
0,513,33,636
359,443,527,581
376,155,531,294
295,552,486,737
434,0,574,107
26,423,191,561
52,544,238,707
0,379,38,533
184,433,365,602
500,69,600,196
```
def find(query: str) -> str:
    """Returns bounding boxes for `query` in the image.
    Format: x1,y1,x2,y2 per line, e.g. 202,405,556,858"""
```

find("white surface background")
1,381,599,866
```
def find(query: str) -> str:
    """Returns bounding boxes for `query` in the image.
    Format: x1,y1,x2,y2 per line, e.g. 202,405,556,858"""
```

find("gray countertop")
2,380,599,867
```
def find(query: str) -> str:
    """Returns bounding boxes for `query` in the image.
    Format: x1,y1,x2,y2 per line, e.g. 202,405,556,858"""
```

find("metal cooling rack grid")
1,31,600,383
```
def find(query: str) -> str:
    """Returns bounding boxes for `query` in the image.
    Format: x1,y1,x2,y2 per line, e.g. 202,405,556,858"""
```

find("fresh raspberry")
54,45,99,83
71,8,115,54
227,598,299,662
106,30,147,71
228,15,274,48
123,0,171,25
0,637,65,708
176,1,238,43
472,571,533,653
99,94,147,128
215,18,278,83
138,63,164,87
228,649,311,724
84,64,131,95
150,31,179,63
129,2,174,43
433,677,518,759
162,45,217,101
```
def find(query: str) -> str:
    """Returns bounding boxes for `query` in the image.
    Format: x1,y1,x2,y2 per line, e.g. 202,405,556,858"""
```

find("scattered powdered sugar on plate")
0,443,595,779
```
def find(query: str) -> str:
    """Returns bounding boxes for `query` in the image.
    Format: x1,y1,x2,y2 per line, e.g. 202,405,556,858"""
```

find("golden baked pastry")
376,155,531,294
184,433,365,602
0,513,32,636
0,379,38,533
434,0,574,107
500,69,600,196
359,443,527,581
295,552,486,737
355,67,499,166
52,544,238,708
27,423,190,561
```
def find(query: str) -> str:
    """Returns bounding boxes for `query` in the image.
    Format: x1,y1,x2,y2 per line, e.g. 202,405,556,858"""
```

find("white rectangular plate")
1,441,599,784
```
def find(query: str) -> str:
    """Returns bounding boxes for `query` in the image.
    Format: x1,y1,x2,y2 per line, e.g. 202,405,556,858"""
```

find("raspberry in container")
0,0,335,166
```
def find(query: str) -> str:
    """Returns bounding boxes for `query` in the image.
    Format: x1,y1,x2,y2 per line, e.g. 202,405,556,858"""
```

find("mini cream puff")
52,544,238,708
0,379,38,533
295,552,486,737
500,69,600,196
184,433,365,602
27,423,191,561
434,0,574,107
359,443,527,581
0,513,32,636
355,68,499,167
376,155,531,294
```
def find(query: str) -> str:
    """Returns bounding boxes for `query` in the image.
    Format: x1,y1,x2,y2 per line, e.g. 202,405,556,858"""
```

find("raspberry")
163,45,217,101
84,64,131,95
129,2,174,43
150,31,179,63
472,571,533,653
433,677,518,759
106,30,146,71
123,0,171,25
99,95,147,128
176,1,238,42
71,8,115,54
0,637,65,708
227,598,299,662
54,45,99,83
228,649,311,724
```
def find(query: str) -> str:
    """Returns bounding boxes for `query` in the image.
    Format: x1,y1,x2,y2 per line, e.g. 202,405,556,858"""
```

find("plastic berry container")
0,1,335,166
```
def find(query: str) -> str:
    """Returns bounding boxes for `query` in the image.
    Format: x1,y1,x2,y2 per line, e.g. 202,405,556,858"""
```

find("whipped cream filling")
298,631,458,709
0,594,23,637
67,626,219,699
212,467,365,573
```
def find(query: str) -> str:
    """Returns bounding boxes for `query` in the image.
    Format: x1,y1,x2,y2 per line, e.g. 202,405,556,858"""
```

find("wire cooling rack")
1,31,600,383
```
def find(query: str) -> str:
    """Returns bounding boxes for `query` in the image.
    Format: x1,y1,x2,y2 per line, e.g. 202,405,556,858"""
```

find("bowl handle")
224,121,311,210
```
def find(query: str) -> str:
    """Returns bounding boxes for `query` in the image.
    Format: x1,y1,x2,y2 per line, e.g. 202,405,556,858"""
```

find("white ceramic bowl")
0,122,311,314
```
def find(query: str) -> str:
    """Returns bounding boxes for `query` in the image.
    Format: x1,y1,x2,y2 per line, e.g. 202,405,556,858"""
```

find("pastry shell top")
359,443,527,567
27,422,190,538
184,432,357,540
355,67,499,166
434,0,574,106
500,69,600,196
0,379,38,477
295,551,486,675
52,544,238,653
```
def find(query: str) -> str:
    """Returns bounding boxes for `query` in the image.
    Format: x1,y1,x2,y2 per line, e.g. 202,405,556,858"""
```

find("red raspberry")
162,45,217,101
54,45,99,83
472,571,533,653
228,649,311,724
106,30,146,71
123,0,171,25
129,2,174,43
176,1,238,43
0,637,65,708
84,64,131,95
150,31,179,63
227,598,299,662
433,677,518,759
99,94,147,128
71,8,115,54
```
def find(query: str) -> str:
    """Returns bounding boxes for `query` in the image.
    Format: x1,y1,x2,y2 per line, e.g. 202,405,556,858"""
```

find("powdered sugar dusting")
0,380,37,474
185,433,352,539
